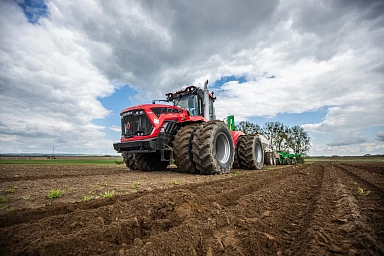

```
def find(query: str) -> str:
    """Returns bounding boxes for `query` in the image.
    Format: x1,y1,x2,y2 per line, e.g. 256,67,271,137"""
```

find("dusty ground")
0,162,383,255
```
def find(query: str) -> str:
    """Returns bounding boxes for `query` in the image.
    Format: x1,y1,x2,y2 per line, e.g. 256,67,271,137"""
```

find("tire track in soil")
337,163,384,195
0,165,312,255
222,163,325,255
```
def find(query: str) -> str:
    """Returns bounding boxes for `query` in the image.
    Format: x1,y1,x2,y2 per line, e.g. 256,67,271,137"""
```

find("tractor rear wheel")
173,123,201,173
136,153,169,171
192,121,234,175
237,135,264,170
122,153,138,170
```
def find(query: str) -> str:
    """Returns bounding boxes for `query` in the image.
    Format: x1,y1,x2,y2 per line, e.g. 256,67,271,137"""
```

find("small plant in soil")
114,160,124,165
47,189,65,199
358,187,371,196
82,195,91,201
0,195,10,203
132,181,141,189
168,180,179,185
101,181,108,187
6,186,18,193
23,195,31,200
100,190,115,198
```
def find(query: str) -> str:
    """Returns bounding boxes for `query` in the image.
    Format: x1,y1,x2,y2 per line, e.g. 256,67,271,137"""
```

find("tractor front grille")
121,109,153,137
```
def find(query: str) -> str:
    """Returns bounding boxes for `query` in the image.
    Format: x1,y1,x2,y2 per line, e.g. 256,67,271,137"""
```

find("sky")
0,0,383,156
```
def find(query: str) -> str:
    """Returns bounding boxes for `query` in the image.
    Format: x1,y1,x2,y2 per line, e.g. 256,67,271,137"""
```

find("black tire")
136,153,169,171
173,123,201,173
264,152,274,165
237,135,264,170
232,139,241,169
191,121,234,175
272,153,277,165
122,153,138,170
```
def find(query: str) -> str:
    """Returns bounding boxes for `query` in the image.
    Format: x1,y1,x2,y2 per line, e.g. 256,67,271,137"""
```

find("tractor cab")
165,85,216,120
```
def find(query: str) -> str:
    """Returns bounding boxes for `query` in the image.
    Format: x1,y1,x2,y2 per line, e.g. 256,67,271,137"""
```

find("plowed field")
0,162,383,255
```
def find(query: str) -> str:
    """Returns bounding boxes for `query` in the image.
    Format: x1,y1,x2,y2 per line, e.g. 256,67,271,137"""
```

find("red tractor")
113,80,264,174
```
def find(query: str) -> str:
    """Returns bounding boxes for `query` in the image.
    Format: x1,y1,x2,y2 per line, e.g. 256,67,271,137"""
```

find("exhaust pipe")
203,80,210,120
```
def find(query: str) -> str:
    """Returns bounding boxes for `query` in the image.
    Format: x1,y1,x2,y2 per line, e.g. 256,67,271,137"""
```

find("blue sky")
0,0,383,156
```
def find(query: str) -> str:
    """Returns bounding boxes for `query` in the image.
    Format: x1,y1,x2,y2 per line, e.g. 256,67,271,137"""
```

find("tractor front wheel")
136,153,169,171
173,123,201,173
192,121,234,175
122,153,138,170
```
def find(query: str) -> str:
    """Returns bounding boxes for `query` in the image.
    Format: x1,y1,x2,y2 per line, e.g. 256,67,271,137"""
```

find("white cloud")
109,125,121,133
0,0,383,155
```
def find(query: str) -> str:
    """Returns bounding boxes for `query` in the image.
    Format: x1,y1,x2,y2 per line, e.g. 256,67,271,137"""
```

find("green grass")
305,156,384,163
0,157,122,165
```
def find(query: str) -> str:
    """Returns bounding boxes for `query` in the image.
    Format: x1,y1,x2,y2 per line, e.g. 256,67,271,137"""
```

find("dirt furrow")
1,162,383,255
0,166,306,255
338,163,384,194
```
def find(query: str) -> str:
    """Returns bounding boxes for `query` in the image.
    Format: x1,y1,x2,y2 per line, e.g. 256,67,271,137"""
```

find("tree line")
237,121,311,155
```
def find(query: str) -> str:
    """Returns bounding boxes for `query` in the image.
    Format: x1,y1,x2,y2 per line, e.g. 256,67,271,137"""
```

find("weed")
100,190,115,198
88,190,96,195
47,188,65,199
114,160,124,165
132,181,141,189
101,181,108,187
358,187,371,196
6,185,18,193
168,180,179,185
0,195,10,203
23,195,31,200
82,195,91,201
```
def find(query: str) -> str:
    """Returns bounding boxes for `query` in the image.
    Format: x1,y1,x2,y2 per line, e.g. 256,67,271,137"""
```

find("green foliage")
100,190,115,198
23,195,31,200
237,121,261,135
132,181,141,189
0,195,10,203
114,160,124,165
47,188,65,199
238,121,312,155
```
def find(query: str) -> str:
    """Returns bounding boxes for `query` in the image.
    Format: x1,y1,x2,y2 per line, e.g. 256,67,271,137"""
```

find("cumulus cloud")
377,131,384,142
326,132,368,147
0,0,383,154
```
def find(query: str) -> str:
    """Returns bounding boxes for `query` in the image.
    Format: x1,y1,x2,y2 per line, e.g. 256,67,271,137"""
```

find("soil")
0,162,383,255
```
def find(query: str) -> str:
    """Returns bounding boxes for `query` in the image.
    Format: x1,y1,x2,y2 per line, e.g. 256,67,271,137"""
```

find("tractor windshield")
176,95,199,116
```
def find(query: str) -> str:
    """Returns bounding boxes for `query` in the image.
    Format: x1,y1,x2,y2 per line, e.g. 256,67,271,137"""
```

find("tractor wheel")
264,152,274,165
122,153,138,170
136,153,169,171
173,123,201,173
191,121,234,175
292,158,297,165
237,135,264,170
